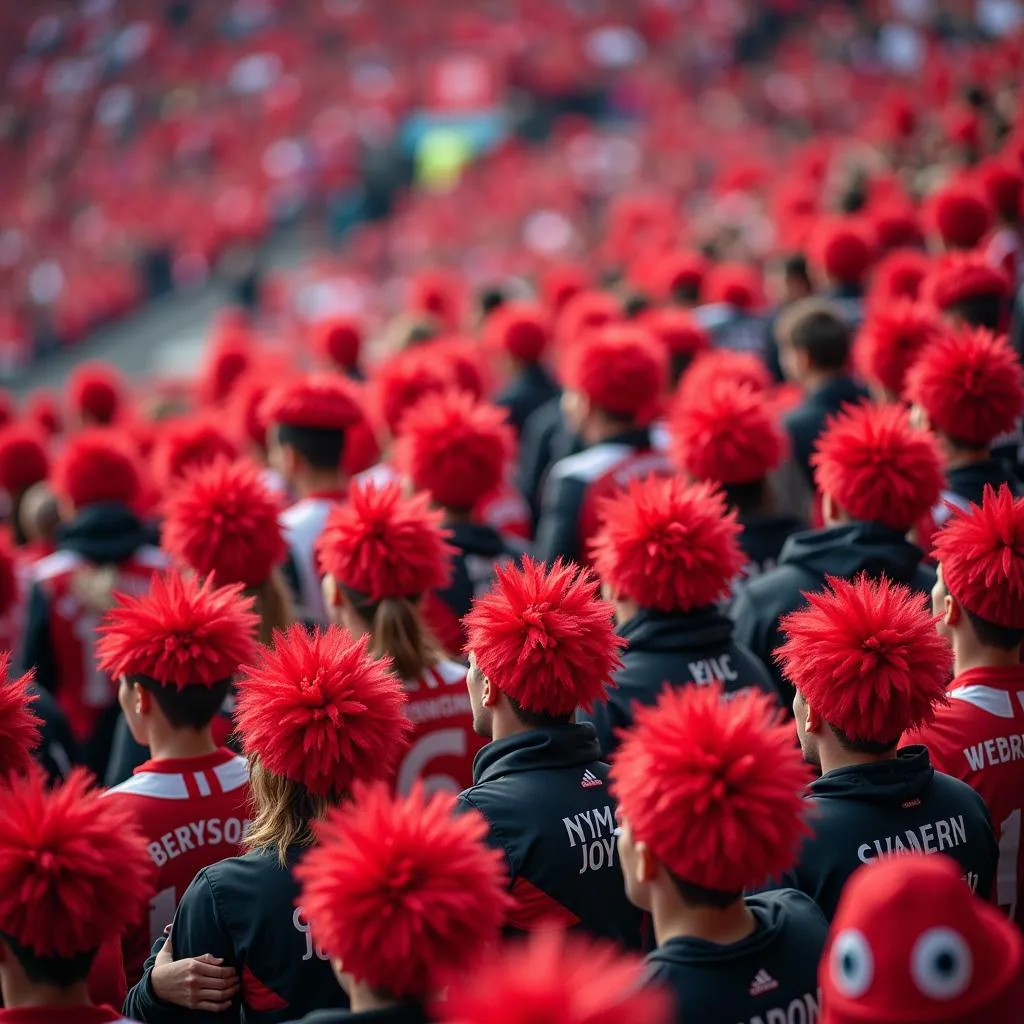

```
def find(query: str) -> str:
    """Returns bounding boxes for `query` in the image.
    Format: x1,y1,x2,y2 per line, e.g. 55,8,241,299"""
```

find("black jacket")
781,746,998,921
579,607,779,758
457,724,644,949
646,891,828,1024
29,683,77,784
284,1008,428,1024
516,397,578,522
737,513,804,580
125,846,346,1024
782,375,867,488
942,458,1024,513
730,522,936,703
495,363,560,437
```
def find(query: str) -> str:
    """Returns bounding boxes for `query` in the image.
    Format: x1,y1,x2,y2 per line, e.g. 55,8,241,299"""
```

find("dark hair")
782,253,811,286
277,423,346,471
133,676,231,731
829,722,898,756
666,870,742,909
777,299,851,372
965,608,1024,651
507,694,573,729
1,932,97,988
669,352,697,387
477,286,507,319
341,587,445,679
723,478,769,516
946,294,1005,332
621,291,653,320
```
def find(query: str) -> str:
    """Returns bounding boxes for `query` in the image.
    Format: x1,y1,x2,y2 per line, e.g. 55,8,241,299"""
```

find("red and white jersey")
103,748,251,983
280,489,346,625
905,665,1024,927
475,476,532,541
33,546,166,742
0,1009,133,1024
986,226,1023,288
396,659,484,796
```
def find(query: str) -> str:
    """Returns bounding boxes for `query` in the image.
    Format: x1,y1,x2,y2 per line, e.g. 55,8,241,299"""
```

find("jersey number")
73,612,112,707
998,808,1020,921
396,728,467,795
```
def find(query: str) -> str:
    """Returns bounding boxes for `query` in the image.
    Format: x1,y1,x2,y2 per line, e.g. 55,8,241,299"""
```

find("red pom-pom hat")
262,374,365,432
0,425,49,496
811,218,877,286
0,654,41,780
374,349,452,437
922,253,1011,314
854,301,940,398
154,419,239,490
483,303,550,364
312,317,363,371
67,362,125,425
931,181,993,250
52,428,142,509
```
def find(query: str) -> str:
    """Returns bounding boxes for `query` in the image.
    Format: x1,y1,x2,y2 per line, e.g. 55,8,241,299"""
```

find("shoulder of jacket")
548,444,629,485
32,550,82,582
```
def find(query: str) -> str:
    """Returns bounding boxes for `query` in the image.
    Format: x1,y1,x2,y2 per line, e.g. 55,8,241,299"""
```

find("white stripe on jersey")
104,771,190,800
948,684,1016,719
212,756,250,794
193,771,212,797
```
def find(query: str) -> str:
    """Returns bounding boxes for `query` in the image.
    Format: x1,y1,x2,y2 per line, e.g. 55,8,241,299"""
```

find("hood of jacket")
810,746,934,806
618,606,734,655
777,521,925,584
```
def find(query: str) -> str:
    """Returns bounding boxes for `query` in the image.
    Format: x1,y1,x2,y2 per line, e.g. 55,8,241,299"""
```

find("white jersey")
281,496,339,624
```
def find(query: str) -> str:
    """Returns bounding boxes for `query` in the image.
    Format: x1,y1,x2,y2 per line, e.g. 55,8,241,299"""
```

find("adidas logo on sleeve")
749,969,779,996
581,769,603,789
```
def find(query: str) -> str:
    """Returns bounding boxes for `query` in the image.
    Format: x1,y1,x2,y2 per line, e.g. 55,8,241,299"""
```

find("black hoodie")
737,513,804,579
495,362,561,437
457,724,644,950
781,746,998,921
284,1007,428,1024
730,522,936,703
645,891,827,1024
579,607,778,758
935,458,1024,525
517,397,578,522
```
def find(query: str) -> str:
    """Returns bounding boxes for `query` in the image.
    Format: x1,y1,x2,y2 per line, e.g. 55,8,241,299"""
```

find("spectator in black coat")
582,476,777,758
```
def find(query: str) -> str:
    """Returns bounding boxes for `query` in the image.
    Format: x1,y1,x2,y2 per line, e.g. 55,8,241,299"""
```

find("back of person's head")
776,297,851,374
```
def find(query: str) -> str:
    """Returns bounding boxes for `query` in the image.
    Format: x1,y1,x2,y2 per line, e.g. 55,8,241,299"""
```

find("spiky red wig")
935,484,1024,630
313,317,363,371
0,769,153,958
590,478,744,612
234,625,411,796
0,653,41,780
554,291,620,347
868,248,932,305
931,181,993,250
669,379,787,485
162,457,287,588
396,391,513,512
652,250,708,301
904,327,1023,447
869,203,925,253
154,419,239,490
426,338,486,401
854,300,941,397
52,429,141,509
374,348,452,436
484,303,550,364
777,574,952,742
408,270,463,331
702,263,762,311
438,929,671,1024
316,481,454,601
811,402,943,532
642,308,711,359
297,783,508,997
677,349,772,407
811,218,876,285
979,159,1024,222
97,573,259,688
262,374,364,432
0,425,49,496
922,252,1012,313
562,325,667,417
464,558,625,716
613,684,811,890
67,362,125,425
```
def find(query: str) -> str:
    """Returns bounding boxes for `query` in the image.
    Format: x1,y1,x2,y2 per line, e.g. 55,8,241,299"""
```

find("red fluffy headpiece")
669,379,787,485
25,391,63,438
0,425,49,496
200,342,252,408
854,300,941,397
931,181,993,250
777,574,952,742
613,684,812,890
562,324,667,417
230,369,284,451
0,531,19,620
979,159,1024,222
642,308,711,360
702,263,762,311
396,391,513,512
540,264,590,316
554,291,620,347
868,248,932,306
0,653,41,780
425,338,486,401
484,303,550,364
922,252,1012,313
934,484,1024,630
162,457,287,588
262,374,364,432
313,317,363,371
811,218,876,285
52,429,142,509
297,783,509,998
67,362,125,425
97,573,259,688
812,402,943,532
904,326,1023,447
868,203,925,253
0,769,153,958
590,477,744,613
677,349,772,407
464,558,625,716
408,270,463,331
154,419,239,490
439,929,671,1024
652,249,708,301
374,348,452,436
317,481,454,601
234,625,411,796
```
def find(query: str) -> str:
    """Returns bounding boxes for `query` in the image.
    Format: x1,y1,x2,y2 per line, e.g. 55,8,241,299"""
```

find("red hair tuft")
396,391,513,512
312,317,363,371
868,203,925,253
438,929,671,1024
677,349,772,408
854,300,941,397
297,783,509,997
930,181,993,250
669,378,787,485
651,250,708,301
374,348,452,436
484,303,550,364
162,457,287,588
812,402,943,531
464,558,625,716
810,218,877,285
97,573,259,688
154,419,239,491
0,769,153,958
234,625,411,796
904,326,1023,447
0,653,41,780
777,574,952,742
316,481,454,601
590,477,744,612
52,428,142,509
868,248,933,306
934,484,1024,630
921,252,1011,313
613,684,812,890
67,362,125,425
262,373,364,432
0,425,49,496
